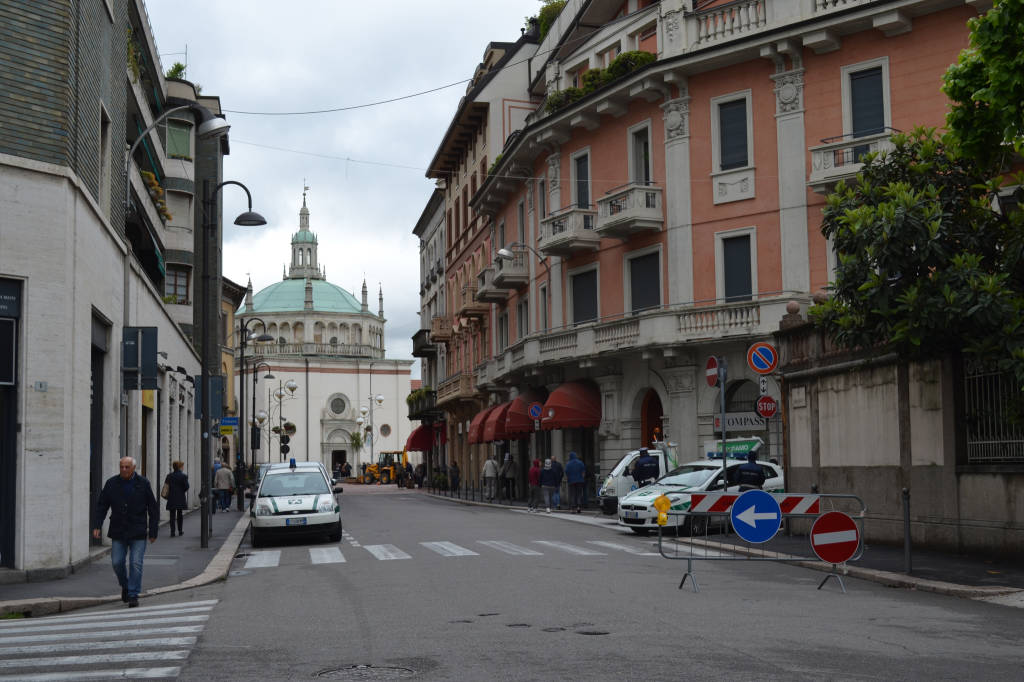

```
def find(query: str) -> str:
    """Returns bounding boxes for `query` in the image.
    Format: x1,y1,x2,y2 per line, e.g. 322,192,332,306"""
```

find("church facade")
235,195,414,474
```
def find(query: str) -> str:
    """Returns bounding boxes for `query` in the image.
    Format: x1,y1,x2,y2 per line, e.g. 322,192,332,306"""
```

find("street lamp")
235,319,273,510
249,361,273,470
199,181,266,549
264,379,299,462
496,242,550,330
359,393,385,471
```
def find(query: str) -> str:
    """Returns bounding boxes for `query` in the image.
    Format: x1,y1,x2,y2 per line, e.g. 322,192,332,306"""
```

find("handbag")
160,478,170,499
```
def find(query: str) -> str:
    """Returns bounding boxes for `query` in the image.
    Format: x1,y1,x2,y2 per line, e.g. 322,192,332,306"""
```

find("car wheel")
250,524,262,548
630,527,651,536
686,515,708,537
328,519,341,542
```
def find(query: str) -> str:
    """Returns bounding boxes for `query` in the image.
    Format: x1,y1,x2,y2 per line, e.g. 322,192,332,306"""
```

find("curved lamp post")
199,181,266,548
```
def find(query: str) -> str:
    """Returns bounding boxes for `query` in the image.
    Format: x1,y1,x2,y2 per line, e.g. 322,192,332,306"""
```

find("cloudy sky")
147,1,543,376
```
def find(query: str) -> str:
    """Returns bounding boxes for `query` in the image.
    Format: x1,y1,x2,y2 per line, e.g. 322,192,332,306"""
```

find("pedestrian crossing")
0,599,216,680
239,539,679,568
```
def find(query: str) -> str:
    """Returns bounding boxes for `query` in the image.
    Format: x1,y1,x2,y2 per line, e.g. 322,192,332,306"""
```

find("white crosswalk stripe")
420,541,478,557
364,544,411,560
244,550,280,568
476,541,543,556
0,599,216,680
309,547,346,564
587,540,661,556
533,540,607,556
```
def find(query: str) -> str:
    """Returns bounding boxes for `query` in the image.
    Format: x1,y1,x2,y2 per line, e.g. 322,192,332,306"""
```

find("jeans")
542,486,556,509
216,489,231,510
569,482,584,510
111,538,147,599
552,487,561,509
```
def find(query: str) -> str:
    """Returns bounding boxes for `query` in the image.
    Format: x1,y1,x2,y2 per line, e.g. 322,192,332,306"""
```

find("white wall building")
237,195,414,474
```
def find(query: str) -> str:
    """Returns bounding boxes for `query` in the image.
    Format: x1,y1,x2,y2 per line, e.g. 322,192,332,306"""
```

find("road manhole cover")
315,664,416,680
228,569,251,577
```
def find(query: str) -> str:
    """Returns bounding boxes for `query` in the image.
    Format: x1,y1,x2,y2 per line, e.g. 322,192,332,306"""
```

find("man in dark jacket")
93,456,159,607
632,448,660,486
564,451,586,514
735,449,767,491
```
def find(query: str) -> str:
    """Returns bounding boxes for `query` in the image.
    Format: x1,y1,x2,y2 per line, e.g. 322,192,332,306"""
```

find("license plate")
285,517,307,526
625,511,639,519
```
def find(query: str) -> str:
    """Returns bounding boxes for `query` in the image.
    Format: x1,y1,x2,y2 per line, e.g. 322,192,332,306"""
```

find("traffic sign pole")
718,357,728,496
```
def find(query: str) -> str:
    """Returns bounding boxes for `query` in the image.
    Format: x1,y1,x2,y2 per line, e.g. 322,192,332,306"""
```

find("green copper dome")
292,230,317,243
248,279,362,314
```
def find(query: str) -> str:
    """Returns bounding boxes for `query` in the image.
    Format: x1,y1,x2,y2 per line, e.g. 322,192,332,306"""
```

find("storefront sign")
713,412,767,431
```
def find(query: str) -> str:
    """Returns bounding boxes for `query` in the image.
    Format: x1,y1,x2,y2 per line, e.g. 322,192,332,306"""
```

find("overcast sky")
147,1,543,377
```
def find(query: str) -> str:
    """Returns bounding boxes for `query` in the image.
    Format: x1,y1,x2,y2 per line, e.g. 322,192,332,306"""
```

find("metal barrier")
656,492,867,594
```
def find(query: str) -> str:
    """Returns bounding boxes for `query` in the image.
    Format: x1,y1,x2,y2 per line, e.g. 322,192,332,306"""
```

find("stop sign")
705,356,719,387
811,511,860,564
755,395,777,419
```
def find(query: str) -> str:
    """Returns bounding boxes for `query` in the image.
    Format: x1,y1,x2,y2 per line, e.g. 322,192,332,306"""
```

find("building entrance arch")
640,388,664,449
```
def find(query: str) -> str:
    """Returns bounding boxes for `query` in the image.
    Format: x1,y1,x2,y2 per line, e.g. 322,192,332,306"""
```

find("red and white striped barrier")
688,492,820,515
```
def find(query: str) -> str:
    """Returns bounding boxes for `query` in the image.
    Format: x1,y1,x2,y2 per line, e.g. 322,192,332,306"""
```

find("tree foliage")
165,61,186,80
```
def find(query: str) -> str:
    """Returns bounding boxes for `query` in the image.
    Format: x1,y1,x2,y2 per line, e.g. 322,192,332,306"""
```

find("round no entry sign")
705,356,719,388
811,511,860,564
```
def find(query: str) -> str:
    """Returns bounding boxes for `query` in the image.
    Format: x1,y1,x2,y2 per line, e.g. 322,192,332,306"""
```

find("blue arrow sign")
730,489,782,543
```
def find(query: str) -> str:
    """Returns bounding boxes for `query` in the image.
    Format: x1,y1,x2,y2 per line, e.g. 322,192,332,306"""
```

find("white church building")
235,194,414,473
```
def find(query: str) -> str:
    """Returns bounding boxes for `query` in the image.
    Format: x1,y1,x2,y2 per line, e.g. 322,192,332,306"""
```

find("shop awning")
482,402,512,443
405,424,433,452
505,389,549,436
434,421,447,446
541,380,601,430
468,407,494,444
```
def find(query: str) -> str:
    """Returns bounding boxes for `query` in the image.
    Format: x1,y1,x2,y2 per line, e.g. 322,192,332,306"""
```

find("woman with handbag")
163,461,189,537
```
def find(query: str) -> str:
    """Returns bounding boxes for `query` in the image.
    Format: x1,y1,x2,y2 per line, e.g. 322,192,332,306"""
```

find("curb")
426,491,1022,599
0,514,251,618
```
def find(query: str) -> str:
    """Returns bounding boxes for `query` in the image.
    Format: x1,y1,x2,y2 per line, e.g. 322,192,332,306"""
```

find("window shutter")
629,252,660,312
575,155,590,208
723,235,752,302
571,270,598,324
850,67,884,137
719,100,747,171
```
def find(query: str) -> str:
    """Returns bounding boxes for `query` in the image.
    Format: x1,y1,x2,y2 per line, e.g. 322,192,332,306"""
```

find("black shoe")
128,597,139,607
121,586,128,603
170,531,176,537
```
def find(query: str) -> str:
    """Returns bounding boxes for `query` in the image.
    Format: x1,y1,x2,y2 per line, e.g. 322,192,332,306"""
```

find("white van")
596,443,679,515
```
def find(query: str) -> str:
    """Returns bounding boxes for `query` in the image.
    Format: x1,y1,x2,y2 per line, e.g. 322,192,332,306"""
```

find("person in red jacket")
527,459,542,512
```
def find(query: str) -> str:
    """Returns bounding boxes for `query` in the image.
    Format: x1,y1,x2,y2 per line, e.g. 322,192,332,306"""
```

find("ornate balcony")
476,265,507,303
595,184,663,239
493,247,529,289
808,130,896,193
436,372,477,407
407,389,437,420
458,285,489,319
411,328,435,358
430,316,451,342
539,206,600,257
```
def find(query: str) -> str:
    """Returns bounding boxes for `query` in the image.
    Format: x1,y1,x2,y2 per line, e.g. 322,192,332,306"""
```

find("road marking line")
420,542,478,557
0,606,213,628
0,666,181,680
0,626,204,645
0,600,217,625
0,636,197,656
477,541,543,556
364,544,411,560
813,530,858,545
587,541,659,556
0,650,189,668
533,541,606,556
0,616,208,637
309,547,345,564
244,550,280,569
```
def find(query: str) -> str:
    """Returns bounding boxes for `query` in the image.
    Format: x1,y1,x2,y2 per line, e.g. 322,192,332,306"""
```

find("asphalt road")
9,487,1022,681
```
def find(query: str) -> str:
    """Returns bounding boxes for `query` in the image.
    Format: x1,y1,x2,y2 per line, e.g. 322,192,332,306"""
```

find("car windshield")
259,472,330,497
656,465,720,489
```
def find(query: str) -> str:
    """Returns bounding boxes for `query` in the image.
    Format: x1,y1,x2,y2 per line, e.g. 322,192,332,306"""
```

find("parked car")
617,457,784,535
597,446,677,515
248,460,342,547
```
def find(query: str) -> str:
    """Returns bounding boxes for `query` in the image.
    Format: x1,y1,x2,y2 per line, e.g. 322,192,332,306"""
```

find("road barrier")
657,491,866,594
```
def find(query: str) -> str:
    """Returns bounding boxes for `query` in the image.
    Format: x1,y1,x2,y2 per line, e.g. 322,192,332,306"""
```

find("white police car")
617,458,784,535
249,459,342,547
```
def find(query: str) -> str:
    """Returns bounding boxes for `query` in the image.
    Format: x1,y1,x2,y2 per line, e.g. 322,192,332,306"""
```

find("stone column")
771,66,810,293
662,90,694,306
662,363,698,459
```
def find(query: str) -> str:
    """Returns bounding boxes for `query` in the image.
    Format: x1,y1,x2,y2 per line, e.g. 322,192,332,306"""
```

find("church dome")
292,230,317,243
249,278,362,314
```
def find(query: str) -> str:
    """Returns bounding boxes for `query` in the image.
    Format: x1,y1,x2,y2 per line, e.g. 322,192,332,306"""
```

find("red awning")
482,402,512,442
434,421,447,446
541,380,601,430
405,424,433,452
468,407,493,444
505,389,548,436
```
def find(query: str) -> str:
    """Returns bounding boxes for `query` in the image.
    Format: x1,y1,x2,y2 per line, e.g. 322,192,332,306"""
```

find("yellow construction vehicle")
362,450,408,485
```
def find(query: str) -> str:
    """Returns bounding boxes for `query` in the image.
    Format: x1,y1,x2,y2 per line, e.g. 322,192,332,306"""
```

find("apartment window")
498,220,506,249
721,233,753,302
718,99,749,171
850,67,885,138
600,43,621,68
573,151,590,208
570,268,598,325
98,104,112,214
166,120,192,159
498,312,509,351
539,284,548,332
517,201,525,243
629,124,651,185
628,250,660,313
516,296,529,338
538,179,546,219
453,199,460,236
164,267,189,303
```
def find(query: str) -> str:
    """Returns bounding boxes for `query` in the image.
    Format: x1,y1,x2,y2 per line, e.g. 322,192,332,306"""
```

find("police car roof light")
289,457,296,469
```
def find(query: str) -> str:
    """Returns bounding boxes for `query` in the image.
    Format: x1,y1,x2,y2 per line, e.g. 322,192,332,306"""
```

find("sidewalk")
425,486,1024,600
0,507,249,618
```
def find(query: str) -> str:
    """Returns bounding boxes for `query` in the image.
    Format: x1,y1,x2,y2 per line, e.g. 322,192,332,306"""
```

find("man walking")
92,456,159,608
482,455,499,502
565,451,586,514
214,461,235,512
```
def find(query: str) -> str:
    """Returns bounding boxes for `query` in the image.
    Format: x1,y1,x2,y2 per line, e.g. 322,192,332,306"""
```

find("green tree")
165,61,186,80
